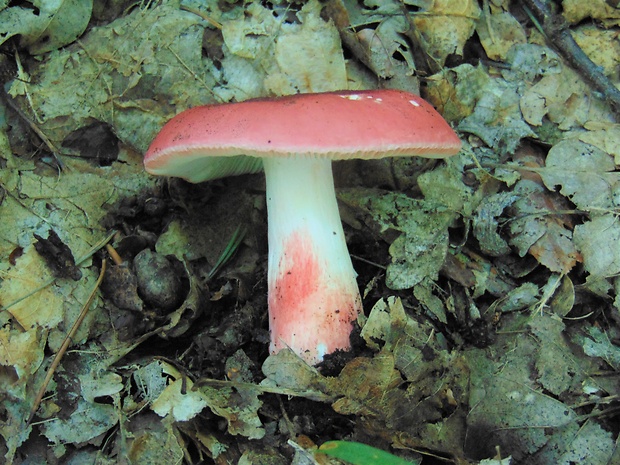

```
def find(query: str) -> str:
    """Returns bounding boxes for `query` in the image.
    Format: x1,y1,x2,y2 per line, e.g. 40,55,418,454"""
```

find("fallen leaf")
41,398,117,445
339,189,453,290
540,140,618,211
476,10,527,61
573,215,620,278
0,0,92,54
508,180,581,274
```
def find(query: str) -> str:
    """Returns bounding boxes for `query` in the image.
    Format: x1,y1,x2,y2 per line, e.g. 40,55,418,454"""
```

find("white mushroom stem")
263,156,362,364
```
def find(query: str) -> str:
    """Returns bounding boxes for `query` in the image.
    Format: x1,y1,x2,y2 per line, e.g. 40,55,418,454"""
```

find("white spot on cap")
340,93,385,104
409,100,421,107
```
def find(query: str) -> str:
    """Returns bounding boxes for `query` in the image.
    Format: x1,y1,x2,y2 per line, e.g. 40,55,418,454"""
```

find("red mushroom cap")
144,89,461,182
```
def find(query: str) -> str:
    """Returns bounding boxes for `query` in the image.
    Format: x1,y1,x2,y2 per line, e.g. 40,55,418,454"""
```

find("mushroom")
144,89,461,364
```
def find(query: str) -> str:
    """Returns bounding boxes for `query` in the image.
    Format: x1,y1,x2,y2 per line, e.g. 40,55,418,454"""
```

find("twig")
521,0,620,117
27,259,107,425
105,243,124,266
1,52,67,170
180,5,222,29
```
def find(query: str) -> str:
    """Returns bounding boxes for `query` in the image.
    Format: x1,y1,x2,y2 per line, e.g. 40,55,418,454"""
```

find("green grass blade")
208,225,246,280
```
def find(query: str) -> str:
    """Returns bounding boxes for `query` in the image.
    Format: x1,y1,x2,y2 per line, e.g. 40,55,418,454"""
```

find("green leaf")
316,441,418,465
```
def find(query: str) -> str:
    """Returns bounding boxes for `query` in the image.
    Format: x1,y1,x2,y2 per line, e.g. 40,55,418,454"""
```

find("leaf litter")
0,0,618,464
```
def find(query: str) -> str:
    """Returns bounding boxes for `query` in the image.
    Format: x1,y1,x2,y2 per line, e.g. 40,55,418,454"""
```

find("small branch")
522,0,620,117
27,260,107,425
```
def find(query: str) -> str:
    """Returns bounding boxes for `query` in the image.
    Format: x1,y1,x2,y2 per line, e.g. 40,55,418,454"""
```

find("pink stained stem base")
268,231,362,364
263,156,362,365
